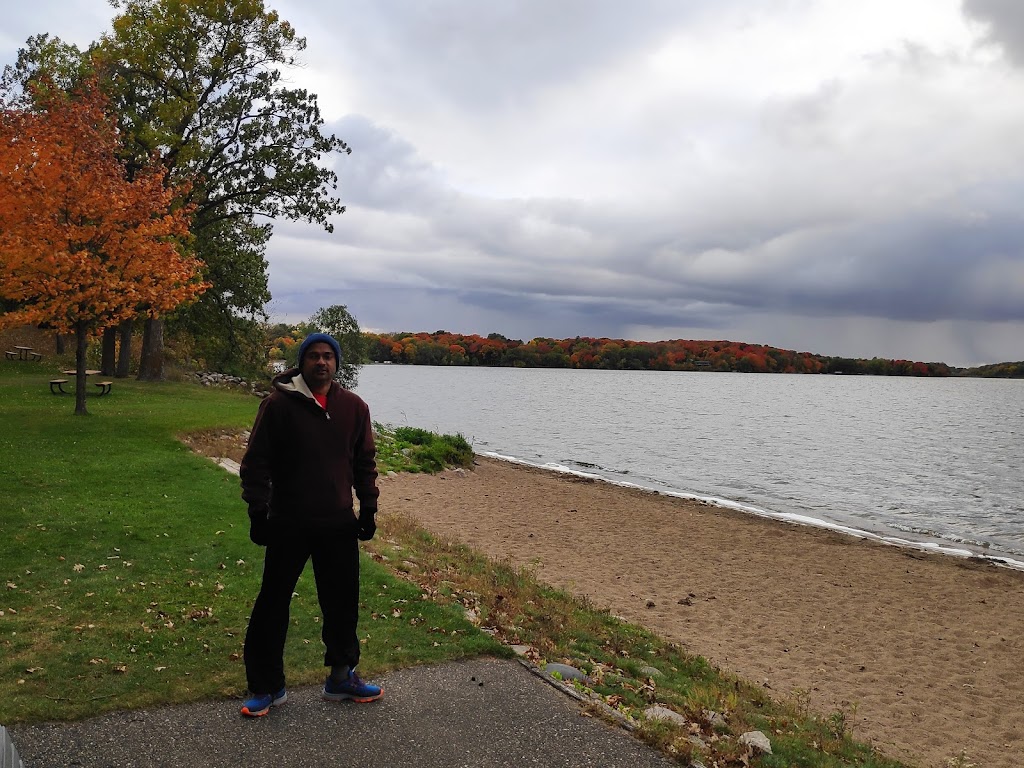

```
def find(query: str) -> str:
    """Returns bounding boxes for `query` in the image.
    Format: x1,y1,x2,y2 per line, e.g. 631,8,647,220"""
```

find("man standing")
238,332,382,717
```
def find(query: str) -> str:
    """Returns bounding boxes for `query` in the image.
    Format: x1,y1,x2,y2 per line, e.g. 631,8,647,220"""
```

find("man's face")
301,342,337,388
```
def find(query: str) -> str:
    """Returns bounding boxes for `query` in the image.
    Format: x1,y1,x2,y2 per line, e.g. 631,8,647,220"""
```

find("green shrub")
378,425,474,473
392,426,435,445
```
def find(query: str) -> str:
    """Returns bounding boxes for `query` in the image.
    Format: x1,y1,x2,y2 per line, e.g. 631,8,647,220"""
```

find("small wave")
887,523,1024,559
479,450,1024,572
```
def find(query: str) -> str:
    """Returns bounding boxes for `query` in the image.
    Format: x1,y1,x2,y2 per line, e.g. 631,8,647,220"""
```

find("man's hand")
249,506,270,546
357,508,377,541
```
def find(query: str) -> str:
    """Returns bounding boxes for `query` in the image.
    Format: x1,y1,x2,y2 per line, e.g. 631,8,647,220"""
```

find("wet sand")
383,456,1024,768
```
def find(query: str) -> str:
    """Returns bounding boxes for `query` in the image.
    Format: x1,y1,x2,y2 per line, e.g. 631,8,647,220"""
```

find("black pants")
244,525,361,694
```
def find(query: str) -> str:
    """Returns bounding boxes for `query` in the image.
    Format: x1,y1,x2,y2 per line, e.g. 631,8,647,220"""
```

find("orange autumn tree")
0,79,208,414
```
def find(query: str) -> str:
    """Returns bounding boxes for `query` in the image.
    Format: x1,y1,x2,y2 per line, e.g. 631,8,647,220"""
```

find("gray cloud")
964,0,1024,65
299,0,705,112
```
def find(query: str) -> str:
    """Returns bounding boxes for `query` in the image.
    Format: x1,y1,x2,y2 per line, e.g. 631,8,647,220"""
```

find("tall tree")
4,0,350,378
0,79,206,413
307,304,367,389
99,0,349,377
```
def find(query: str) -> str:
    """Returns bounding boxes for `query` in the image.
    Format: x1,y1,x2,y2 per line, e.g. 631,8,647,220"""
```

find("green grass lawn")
0,360,504,723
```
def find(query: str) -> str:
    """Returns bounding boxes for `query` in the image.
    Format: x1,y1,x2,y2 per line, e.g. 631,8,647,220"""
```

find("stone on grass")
542,663,588,683
739,730,772,754
643,705,687,726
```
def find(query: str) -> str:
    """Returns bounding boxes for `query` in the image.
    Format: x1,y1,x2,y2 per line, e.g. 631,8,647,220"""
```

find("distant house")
694,360,712,367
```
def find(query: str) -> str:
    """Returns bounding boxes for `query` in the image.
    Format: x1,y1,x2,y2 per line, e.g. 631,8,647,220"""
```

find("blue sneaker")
323,670,383,703
240,686,287,717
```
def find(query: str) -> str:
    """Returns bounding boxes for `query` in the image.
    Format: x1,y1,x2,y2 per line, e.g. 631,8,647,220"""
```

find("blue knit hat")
297,332,342,367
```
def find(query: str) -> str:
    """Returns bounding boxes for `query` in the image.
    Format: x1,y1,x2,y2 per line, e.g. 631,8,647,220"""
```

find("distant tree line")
962,361,1024,378
361,332,971,377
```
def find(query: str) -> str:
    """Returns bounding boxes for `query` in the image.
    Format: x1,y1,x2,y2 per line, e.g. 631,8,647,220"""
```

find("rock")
510,644,532,656
739,731,772,754
217,458,241,475
639,665,663,678
643,705,687,726
542,663,588,683
706,710,728,729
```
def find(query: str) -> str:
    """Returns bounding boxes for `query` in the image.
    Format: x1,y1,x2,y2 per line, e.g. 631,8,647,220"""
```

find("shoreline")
480,451,1024,571
384,455,1024,768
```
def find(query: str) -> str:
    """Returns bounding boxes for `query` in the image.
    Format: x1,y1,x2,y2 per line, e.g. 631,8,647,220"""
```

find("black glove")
357,508,377,541
248,506,270,546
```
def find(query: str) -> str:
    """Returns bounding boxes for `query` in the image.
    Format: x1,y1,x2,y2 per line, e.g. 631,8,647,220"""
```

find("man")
238,332,381,717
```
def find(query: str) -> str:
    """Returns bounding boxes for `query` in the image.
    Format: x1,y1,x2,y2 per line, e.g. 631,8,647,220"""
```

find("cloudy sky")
5,0,1024,366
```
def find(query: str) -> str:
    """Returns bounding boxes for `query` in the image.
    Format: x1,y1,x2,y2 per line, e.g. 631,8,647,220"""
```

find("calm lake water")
353,365,1024,568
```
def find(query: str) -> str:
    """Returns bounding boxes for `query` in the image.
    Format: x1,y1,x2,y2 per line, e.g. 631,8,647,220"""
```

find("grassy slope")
0,361,502,722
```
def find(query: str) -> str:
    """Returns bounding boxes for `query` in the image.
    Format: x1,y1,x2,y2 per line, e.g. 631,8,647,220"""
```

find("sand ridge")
383,457,1024,768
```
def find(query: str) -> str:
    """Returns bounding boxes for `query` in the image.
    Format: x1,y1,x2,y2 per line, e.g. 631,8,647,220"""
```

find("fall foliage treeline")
360,332,962,376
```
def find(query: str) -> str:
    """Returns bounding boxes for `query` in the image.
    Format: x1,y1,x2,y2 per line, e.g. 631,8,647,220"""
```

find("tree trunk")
116,319,133,378
74,321,89,416
101,327,117,376
137,317,164,381
55,333,65,355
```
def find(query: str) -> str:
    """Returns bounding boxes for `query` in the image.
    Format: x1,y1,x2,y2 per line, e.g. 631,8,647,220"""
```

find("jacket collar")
272,368,331,402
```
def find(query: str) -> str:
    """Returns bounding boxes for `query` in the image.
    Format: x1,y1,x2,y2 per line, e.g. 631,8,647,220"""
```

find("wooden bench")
94,380,113,396
28,351,42,361
4,351,15,360
50,379,70,395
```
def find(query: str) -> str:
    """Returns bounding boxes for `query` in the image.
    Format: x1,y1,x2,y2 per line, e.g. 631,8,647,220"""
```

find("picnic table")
5,346,41,361
51,370,113,396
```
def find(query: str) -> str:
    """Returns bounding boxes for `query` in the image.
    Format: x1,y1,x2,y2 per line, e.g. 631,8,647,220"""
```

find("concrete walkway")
8,658,676,768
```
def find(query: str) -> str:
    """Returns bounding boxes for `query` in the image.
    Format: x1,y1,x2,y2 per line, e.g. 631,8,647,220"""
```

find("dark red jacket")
240,368,379,529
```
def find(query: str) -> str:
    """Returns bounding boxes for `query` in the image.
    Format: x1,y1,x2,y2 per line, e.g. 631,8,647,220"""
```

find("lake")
353,365,1024,568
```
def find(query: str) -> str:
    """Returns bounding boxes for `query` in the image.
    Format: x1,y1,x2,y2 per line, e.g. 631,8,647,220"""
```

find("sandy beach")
382,457,1024,768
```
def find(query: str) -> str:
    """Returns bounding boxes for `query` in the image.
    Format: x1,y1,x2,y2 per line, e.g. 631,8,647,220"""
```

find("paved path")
8,658,675,768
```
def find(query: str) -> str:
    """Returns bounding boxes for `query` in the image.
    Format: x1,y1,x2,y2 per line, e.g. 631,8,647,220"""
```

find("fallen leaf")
73,564,85,572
